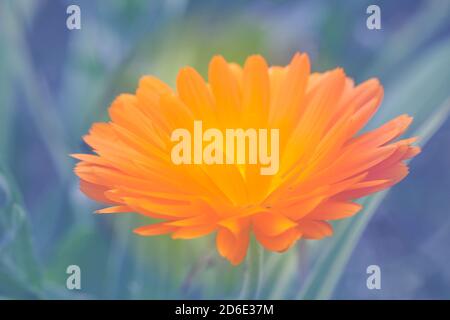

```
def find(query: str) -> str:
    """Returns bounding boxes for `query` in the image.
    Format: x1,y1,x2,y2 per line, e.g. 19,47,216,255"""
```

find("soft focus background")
0,0,450,299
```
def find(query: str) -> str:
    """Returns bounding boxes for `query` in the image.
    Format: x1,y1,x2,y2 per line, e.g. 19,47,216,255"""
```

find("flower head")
73,53,420,265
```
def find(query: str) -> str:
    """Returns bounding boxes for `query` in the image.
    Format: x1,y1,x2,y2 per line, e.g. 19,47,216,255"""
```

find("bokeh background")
0,0,450,299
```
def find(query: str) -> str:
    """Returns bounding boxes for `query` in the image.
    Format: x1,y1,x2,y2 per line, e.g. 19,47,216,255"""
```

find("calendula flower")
73,53,420,265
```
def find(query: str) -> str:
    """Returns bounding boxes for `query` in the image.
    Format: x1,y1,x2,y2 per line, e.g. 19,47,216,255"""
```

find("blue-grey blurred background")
0,0,449,299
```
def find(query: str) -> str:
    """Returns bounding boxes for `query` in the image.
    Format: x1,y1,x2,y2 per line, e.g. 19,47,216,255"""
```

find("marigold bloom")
73,53,420,265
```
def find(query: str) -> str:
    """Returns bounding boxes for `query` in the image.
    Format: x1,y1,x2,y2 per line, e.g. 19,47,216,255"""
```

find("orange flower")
73,53,420,265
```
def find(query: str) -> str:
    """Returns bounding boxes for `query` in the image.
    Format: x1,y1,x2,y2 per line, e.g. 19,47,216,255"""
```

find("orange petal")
216,227,250,265
241,55,270,127
296,220,333,240
269,53,310,129
95,206,132,214
208,55,241,126
307,200,362,220
79,179,114,205
252,211,298,237
171,224,216,239
133,223,176,236
254,227,301,252
177,66,217,124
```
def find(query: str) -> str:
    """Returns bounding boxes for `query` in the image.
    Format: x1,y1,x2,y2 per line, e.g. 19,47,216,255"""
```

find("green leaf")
238,237,264,299
265,248,300,299
0,169,42,299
